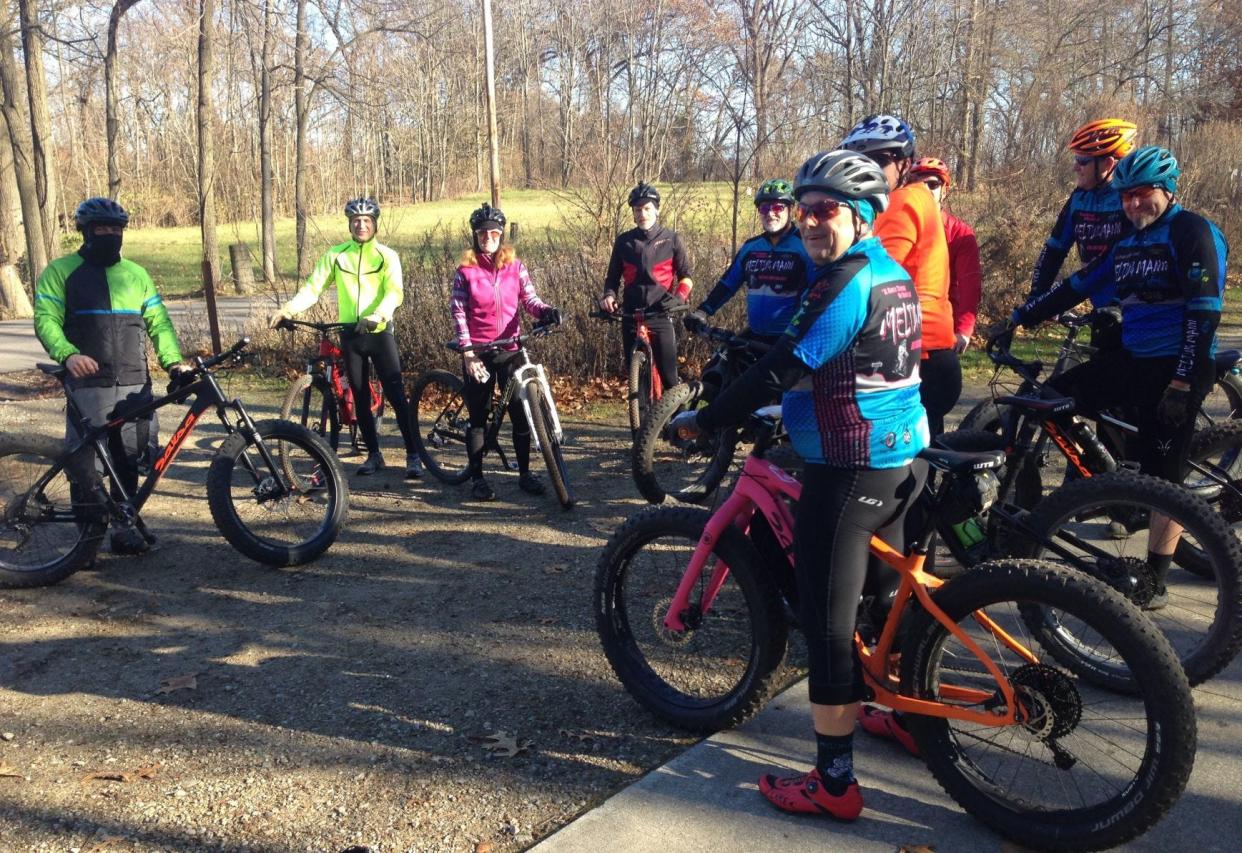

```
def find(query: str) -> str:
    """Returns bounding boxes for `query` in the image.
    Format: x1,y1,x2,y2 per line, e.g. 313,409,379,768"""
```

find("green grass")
119,184,748,297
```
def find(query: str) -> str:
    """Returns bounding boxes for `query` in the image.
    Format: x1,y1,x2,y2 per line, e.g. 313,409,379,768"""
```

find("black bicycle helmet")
469,203,506,232
840,114,917,160
628,182,661,208
793,150,890,213
344,197,381,219
74,197,129,232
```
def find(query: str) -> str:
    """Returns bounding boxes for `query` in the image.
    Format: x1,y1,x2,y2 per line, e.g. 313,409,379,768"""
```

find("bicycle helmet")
469,203,506,232
628,182,661,208
754,179,795,205
74,197,129,232
1112,145,1179,193
909,156,951,188
793,150,890,214
344,197,381,220
840,114,916,160
1067,119,1138,158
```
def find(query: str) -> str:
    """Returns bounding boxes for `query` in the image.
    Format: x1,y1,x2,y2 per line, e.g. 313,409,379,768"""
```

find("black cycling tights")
919,348,962,438
622,314,681,392
794,461,928,706
342,330,415,455
462,350,531,480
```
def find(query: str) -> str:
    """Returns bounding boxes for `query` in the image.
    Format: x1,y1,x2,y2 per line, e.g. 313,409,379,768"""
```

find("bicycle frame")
46,348,281,531
631,309,663,403
662,452,1028,728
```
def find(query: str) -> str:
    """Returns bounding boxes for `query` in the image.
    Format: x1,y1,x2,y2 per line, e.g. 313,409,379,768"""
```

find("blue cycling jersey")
701,228,811,337
1020,203,1229,382
781,237,929,468
1030,184,1131,307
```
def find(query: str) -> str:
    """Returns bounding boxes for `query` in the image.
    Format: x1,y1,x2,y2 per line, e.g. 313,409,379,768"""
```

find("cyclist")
599,182,693,394
841,114,957,436
34,197,189,555
269,197,421,478
1011,145,1229,608
908,157,980,353
670,150,928,820
1029,118,1138,348
683,179,811,399
450,203,561,502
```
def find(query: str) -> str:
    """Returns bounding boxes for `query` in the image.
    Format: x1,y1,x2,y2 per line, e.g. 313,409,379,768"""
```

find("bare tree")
197,0,222,349
17,0,57,258
294,0,309,276
0,125,33,318
0,2,47,279
258,0,276,285
105,0,141,199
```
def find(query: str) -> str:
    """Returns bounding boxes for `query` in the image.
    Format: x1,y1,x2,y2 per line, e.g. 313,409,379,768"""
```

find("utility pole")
481,0,501,208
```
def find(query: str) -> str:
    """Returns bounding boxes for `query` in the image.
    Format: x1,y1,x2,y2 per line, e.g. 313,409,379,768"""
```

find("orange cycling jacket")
873,182,953,353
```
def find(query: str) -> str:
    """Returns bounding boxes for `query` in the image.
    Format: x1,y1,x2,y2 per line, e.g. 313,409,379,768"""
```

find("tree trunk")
0,126,33,318
17,0,58,259
294,0,309,277
197,0,222,351
105,0,141,199
258,0,276,286
0,5,48,280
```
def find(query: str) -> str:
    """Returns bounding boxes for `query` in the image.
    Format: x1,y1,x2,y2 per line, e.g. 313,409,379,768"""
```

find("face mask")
81,231,123,266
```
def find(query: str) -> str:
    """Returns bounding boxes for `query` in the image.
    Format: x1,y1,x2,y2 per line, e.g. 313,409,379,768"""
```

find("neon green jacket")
34,252,182,387
282,238,404,332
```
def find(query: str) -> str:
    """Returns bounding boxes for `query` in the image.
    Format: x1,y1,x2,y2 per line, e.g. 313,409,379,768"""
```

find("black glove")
683,309,708,334
167,363,195,392
1157,385,1193,428
355,317,381,334
541,306,562,326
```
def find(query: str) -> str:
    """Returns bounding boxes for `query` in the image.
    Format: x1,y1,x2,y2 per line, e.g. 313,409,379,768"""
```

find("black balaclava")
80,223,124,267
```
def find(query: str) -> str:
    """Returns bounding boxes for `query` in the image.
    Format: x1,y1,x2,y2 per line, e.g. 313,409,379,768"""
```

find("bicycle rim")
528,384,573,508
902,559,1195,850
0,442,99,577
594,508,788,732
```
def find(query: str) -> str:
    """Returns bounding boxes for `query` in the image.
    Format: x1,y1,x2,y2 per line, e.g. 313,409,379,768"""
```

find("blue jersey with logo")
1030,184,1130,307
780,237,929,468
701,228,812,337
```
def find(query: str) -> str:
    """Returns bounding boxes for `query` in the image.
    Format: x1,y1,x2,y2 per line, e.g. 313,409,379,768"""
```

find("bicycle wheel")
628,348,652,433
206,419,348,566
957,399,1008,434
1180,421,1242,579
1199,368,1242,424
525,382,574,509
0,435,105,588
900,558,1195,851
1020,470,1242,685
595,507,789,732
633,383,739,505
410,370,471,485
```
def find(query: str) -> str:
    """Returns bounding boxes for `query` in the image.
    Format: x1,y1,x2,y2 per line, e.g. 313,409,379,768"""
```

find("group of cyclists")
31,111,1230,825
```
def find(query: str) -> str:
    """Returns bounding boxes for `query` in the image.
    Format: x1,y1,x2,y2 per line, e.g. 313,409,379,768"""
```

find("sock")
1147,551,1174,589
814,731,855,795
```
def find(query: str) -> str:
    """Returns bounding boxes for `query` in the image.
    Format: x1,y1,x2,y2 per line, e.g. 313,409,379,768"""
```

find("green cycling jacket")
34,252,182,387
283,238,405,332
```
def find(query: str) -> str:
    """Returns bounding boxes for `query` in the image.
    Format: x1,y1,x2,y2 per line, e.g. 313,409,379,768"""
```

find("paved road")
0,296,270,373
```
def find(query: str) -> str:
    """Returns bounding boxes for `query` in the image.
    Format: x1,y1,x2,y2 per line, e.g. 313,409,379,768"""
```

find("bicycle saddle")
995,394,1076,415
919,446,1006,474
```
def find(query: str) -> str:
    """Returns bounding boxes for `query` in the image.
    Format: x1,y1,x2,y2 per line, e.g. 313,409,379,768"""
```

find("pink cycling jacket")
450,254,550,350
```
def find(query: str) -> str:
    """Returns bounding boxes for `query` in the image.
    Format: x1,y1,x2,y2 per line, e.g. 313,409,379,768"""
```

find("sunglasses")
1073,154,1096,166
757,202,789,216
475,228,503,238
1120,185,1161,203
794,199,844,224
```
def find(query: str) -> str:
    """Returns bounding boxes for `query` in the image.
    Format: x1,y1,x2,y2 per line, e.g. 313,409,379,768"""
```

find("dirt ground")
0,385,812,853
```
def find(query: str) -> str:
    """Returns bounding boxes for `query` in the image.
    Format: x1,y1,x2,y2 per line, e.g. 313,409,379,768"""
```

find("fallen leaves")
155,673,198,694
83,764,159,783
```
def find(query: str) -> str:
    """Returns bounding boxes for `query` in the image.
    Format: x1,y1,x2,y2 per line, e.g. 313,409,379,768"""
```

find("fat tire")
1180,421,1242,578
0,435,104,588
594,506,788,732
957,399,1008,434
901,558,1196,852
526,383,574,509
628,349,651,433
1021,470,1242,685
410,370,472,485
207,419,348,566
632,384,738,504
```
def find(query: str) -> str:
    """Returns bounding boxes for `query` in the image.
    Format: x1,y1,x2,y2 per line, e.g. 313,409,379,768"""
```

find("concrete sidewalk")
534,663,1242,853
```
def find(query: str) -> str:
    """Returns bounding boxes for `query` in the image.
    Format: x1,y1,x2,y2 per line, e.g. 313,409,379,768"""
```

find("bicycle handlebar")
1056,312,1092,330
692,323,773,356
985,328,1041,377
590,302,690,323
195,338,251,373
276,318,353,334
445,321,561,354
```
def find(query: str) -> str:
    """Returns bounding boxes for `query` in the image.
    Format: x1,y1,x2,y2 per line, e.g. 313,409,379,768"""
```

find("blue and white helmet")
840,114,916,160
344,197,381,220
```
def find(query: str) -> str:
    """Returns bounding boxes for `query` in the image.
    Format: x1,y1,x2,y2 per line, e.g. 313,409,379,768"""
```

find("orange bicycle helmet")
1067,119,1138,158
909,156,951,188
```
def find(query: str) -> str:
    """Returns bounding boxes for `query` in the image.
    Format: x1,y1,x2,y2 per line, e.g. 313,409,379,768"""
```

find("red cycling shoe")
857,704,920,757
758,768,863,821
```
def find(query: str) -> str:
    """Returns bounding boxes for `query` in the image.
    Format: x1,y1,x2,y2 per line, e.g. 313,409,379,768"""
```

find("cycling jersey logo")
857,495,884,507
884,432,896,448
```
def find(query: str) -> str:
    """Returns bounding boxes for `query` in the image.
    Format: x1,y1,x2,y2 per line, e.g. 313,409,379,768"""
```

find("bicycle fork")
512,362,563,451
